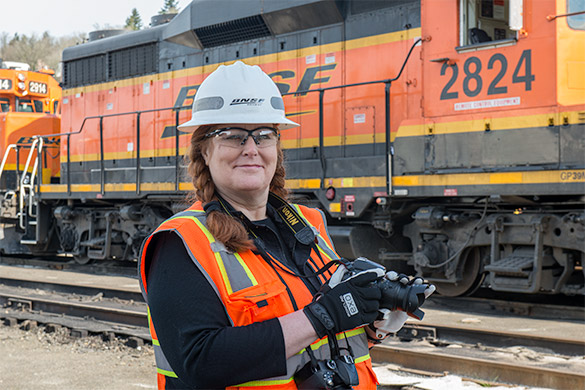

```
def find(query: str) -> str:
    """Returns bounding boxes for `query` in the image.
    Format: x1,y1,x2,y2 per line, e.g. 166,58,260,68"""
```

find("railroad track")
1,266,583,389
371,343,584,390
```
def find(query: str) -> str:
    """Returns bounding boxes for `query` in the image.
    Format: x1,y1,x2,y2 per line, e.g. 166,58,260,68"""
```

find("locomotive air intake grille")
195,15,271,48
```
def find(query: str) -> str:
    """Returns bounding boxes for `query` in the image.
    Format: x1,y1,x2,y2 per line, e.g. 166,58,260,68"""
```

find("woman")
139,61,414,390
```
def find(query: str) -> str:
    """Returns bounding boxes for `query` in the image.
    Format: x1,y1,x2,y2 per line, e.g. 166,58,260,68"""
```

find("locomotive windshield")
568,0,585,30
16,98,34,112
0,97,9,112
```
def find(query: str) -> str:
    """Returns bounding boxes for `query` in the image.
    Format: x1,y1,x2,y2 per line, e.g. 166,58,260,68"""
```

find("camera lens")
377,278,427,319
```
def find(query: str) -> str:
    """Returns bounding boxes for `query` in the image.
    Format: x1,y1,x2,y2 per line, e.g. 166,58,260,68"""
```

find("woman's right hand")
303,270,383,338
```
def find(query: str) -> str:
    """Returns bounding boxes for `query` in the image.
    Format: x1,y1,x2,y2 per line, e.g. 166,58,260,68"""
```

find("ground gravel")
0,323,156,389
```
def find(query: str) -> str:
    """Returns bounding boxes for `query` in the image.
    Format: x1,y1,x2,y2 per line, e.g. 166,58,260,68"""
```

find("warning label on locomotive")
560,171,585,181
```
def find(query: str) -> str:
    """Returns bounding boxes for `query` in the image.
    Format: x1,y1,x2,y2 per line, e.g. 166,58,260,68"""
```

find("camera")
344,257,429,320
294,355,359,390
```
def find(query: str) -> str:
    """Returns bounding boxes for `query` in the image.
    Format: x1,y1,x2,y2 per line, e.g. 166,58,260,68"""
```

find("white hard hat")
178,61,299,132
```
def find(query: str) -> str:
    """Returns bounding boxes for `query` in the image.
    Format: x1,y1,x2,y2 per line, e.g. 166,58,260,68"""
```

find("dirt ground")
0,323,156,389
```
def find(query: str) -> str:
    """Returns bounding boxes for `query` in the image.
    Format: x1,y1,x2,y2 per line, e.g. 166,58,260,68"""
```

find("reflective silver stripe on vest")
150,208,258,325
236,328,370,386
176,210,257,293
212,242,256,292
153,343,178,377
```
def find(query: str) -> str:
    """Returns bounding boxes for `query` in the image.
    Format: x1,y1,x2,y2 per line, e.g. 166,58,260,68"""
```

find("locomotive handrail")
19,136,43,230
39,105,189,195
0,144,18,186
282,37,421,192
0,142,38,191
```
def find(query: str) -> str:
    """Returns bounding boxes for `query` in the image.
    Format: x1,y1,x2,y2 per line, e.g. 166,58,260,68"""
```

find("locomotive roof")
63,0,345,60
62,25,166,61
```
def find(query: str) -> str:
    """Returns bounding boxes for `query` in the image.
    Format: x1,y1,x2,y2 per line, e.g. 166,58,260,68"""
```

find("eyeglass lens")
211,127,278,148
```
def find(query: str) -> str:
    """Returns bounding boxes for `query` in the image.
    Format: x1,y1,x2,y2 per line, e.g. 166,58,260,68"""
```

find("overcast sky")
0,0,186,37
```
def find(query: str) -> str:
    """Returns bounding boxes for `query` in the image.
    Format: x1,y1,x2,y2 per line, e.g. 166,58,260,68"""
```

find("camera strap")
210,194,357,374
211,193,339,282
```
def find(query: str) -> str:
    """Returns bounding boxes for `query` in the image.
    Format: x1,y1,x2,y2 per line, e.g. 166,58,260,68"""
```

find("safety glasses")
205,126,279,148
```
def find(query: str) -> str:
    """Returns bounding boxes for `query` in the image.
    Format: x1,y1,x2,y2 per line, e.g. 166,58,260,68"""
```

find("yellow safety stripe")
394,168,585,187
234,252,258,286
156,368,178,378
235,377,295,387
300,328,368,356
147,307,158,345
354,354,371,364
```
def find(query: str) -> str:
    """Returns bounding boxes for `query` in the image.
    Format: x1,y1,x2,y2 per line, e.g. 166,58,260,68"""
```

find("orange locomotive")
0,61,61,255
4,0,584,296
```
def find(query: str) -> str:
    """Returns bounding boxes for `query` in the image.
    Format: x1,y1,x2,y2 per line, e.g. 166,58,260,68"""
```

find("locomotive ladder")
18,136,44,245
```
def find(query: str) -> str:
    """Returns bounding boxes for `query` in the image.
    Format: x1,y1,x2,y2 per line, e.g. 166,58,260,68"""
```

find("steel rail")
399,322,585,356
371,344,585,390
0,291,147,328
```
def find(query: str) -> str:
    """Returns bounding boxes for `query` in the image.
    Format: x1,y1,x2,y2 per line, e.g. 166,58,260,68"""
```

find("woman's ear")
201,144,210,166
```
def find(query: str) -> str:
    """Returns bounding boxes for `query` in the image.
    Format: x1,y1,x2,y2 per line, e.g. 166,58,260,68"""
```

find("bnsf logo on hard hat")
230,98,265,106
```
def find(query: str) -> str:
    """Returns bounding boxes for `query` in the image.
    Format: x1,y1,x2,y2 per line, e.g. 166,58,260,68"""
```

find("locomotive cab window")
459,0,522,48
16,98,34,112
0,97,9,112
568,0,585,30
33,100,43,113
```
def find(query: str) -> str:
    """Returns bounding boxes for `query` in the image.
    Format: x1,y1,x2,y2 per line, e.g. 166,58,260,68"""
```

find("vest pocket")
227,280,290,324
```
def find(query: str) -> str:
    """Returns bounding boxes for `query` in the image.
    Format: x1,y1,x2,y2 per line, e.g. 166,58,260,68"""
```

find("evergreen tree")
159,0,180,14
125,8,143,31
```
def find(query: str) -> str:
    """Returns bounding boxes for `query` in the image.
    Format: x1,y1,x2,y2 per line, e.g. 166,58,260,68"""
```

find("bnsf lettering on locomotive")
230,98,265,105
296,64,336,95
173,65,337,110
174,85,200,110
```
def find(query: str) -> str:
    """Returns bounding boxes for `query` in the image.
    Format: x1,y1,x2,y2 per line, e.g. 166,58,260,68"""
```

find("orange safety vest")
139,200,378,389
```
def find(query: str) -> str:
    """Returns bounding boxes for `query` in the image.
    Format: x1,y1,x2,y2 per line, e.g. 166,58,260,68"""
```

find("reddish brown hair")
187,125,288,252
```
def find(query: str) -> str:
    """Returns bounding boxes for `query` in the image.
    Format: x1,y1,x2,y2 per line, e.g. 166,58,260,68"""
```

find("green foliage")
159,0,180,14
125,8,143,31
0,32,85,82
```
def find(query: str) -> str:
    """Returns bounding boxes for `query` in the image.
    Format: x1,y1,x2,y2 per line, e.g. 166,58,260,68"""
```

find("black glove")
304,272,382,338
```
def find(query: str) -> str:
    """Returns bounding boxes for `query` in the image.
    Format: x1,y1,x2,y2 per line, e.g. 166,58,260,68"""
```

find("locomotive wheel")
434,246,485,297
73,248,92,265
73,255,92,265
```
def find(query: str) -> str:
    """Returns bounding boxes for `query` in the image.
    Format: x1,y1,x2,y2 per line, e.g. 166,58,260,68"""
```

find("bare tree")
0,32,86,81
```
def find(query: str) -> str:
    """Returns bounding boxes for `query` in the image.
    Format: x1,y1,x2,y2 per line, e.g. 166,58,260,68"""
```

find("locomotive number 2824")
440,49,535,100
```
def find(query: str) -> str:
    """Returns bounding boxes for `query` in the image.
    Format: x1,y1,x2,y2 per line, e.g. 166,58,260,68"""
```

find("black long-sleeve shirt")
146,204,324,389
